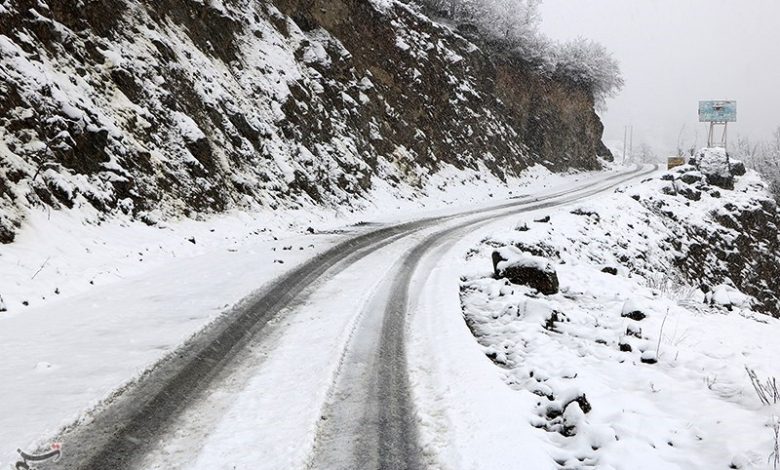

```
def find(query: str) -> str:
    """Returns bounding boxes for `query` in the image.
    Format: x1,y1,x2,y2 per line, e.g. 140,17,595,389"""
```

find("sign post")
698,100,737,151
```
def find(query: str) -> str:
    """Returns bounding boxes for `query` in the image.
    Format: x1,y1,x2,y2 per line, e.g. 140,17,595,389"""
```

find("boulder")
492,248,559,295
705,284,751,311
621,298,647,321
601,266,618,275
680,171,704,185
640,350,658,364
695,148,734,190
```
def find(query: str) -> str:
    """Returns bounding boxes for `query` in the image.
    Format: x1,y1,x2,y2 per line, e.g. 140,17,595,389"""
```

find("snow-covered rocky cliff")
0,0,611,243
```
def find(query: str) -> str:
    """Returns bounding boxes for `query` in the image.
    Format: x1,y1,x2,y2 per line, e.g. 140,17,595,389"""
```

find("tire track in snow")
52,165,654,469
307,164,658,469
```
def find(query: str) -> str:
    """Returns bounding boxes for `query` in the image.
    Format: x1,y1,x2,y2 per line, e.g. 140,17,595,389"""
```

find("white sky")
539,0,780,155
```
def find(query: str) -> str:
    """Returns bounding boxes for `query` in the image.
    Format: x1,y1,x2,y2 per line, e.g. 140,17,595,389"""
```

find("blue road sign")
699,100,737,122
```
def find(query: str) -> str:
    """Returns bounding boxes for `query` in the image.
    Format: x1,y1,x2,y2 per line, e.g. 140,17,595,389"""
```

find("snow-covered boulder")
679,170,704,185
492,247,559,295
694,147,734,189
640,350,658,364
730,159,747,176
621,298,648,321
706,284,751,311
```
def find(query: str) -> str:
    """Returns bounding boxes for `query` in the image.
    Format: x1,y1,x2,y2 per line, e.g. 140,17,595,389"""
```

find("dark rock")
641,354,658,364
543,310,565,332
678,186,702,201
492,249,559,295
730,160,747,176
571,208,600,222
622,310,646,321
626,323,642,338
660,173,675,181
534,215,551,223
563,394,592,414
601,266,618,275
680,172,704,185
618,342,632,352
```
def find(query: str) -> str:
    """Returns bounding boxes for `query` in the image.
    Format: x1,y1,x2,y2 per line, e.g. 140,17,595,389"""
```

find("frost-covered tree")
416,0,544,53
413,0,623,104
552,37,624,104
736,129,780,199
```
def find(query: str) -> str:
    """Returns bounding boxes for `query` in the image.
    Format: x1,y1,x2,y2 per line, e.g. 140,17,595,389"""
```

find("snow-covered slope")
459,153,780,468
0,0,610,243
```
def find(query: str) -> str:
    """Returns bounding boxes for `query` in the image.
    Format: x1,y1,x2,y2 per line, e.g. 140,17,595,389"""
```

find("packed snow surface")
0,163,614,466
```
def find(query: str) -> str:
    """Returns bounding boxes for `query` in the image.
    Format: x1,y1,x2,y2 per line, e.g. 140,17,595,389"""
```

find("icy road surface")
0,165,655,469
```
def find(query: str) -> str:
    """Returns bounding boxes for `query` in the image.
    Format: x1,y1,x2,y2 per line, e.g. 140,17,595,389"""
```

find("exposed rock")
492,248,559,295
543,310,566,332
601,266,618,275
622,299,647,321
571,207,600,222
694,148,734,190
730,160,747,176
0,0,611,242
640,350,658,364
678,185,702,201
680,171,704,185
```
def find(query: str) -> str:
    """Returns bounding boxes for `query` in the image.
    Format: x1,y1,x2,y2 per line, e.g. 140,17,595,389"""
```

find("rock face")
652,149,780,316
0,0,611,242
492,248,559,295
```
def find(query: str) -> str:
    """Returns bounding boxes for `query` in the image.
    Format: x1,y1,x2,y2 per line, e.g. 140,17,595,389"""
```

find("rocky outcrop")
652,150,780,316
0,0,611,242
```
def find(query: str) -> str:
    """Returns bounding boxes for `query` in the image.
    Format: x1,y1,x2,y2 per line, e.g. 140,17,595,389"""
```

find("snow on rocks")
707,284,752,311
459,166,780,468
492,246,559,295
694,147,735,189
621,298,649,321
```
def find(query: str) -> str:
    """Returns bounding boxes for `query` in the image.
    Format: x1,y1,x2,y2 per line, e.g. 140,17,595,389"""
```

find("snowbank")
458,163,780,468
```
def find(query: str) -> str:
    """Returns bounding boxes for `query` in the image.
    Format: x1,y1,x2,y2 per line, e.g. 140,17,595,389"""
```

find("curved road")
53,165,656,469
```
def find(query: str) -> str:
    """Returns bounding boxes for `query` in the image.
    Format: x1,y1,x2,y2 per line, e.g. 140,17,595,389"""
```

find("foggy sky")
539,0,780,156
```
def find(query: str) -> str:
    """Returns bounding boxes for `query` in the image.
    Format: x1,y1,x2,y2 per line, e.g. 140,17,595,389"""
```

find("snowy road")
48,165,656,470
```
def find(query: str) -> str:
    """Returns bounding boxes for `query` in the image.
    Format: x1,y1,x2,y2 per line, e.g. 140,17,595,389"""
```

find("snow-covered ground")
0,163,621,467
450,168,780,469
